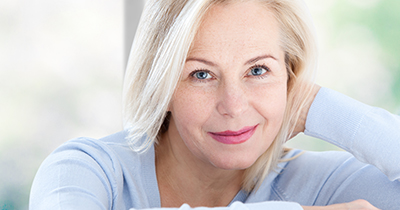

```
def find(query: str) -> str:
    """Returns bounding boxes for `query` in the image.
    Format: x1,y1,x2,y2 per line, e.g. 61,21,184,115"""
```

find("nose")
216,80,249,118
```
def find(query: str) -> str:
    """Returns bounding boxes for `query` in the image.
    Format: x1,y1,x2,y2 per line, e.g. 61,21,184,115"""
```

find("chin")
211,155,259,171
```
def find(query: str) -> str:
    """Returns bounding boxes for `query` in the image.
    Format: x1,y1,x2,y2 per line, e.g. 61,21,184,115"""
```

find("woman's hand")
290,84,321,139
302,199,380,210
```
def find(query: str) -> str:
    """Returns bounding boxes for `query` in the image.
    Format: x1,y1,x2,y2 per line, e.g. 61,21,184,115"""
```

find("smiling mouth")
208,125,258,144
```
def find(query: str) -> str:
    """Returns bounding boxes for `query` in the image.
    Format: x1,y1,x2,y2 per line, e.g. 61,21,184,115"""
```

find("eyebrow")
185,54,278,66
245,54,278,65
185,58,217,67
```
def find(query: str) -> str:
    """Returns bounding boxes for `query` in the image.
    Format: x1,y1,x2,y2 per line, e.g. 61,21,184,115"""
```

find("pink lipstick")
208,125,258,144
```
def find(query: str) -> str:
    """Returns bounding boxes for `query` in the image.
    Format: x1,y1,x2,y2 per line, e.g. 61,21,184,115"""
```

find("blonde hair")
123,0,317,192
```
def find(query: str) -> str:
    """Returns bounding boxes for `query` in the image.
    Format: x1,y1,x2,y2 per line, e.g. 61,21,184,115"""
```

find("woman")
30,0,400,209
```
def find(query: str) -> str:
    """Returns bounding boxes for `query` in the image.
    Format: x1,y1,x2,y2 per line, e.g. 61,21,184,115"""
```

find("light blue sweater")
29,88,400,210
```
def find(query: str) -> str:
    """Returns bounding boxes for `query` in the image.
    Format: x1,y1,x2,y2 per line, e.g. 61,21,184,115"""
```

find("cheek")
252,82,287,125
170,84,215,131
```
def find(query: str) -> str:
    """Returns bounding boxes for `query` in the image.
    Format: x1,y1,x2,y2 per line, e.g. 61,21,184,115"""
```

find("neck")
155,133,244,207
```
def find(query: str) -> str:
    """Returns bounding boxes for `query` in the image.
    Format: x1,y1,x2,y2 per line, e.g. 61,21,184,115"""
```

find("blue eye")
193,71,211,80
249,66,267,76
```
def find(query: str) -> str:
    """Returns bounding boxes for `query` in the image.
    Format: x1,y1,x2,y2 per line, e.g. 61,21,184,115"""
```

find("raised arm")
303,87,400,180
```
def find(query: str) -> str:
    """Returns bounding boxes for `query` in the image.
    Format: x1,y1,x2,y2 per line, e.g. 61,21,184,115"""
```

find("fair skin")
157,1,287,207
156,1,378,210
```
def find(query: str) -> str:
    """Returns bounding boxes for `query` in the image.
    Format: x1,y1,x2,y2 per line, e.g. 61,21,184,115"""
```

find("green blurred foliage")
331,0,400,105
0,185,28,210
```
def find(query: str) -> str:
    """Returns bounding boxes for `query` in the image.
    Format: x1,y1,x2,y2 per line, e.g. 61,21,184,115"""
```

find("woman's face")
166,1,288,170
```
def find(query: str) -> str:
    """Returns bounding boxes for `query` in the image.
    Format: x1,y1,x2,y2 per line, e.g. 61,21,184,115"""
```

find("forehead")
189,1,282,60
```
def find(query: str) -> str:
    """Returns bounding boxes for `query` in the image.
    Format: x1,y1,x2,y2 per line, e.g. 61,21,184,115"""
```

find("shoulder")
36,131,135,188
249,150,365,203
47,131,132,168
282,149,356,174
42,131,154,179
269,150,382,205
275,149,400,208
31,131,155,209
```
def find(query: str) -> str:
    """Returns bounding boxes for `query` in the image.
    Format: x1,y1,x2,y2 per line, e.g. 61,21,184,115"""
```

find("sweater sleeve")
29,138,120,210
304,87,400,181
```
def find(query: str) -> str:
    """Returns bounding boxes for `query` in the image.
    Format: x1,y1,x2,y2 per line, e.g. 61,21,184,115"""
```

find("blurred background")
1,0,399,209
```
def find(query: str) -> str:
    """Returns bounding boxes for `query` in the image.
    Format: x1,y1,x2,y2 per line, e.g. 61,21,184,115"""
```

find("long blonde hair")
123,0,317,192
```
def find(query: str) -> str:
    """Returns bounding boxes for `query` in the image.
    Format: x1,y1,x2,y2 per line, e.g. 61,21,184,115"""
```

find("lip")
208,125,258,145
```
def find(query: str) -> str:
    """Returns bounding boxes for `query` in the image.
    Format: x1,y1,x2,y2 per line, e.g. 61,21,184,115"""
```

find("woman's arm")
301,87,400,180
287,86,400,209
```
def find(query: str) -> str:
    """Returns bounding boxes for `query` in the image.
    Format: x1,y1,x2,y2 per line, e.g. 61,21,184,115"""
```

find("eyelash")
190,69,213,83
189,64,271,82
248,64,271,79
